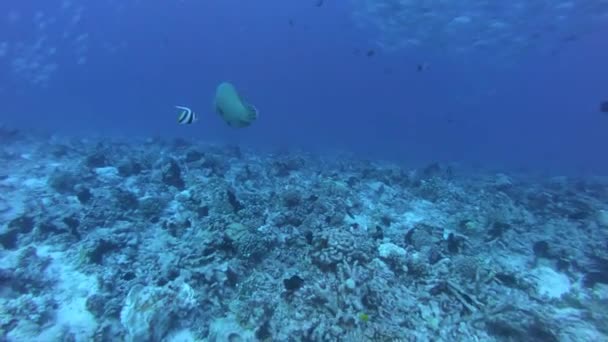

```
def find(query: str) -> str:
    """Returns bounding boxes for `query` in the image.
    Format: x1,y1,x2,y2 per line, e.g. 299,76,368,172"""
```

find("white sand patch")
4,245,99,341
23,177,47,190
345,213,372,231
36,247,99,341
398,200,443,228
94,166,120,183
167,329,198,342
531,266,571,299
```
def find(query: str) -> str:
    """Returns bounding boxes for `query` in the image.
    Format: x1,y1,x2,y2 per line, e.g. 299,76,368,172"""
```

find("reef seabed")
1,130,607,341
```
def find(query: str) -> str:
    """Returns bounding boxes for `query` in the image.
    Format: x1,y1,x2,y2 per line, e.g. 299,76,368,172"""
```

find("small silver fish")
175,105,198,124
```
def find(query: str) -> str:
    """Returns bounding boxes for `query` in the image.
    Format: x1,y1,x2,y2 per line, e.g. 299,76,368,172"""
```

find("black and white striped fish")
176,105,198,124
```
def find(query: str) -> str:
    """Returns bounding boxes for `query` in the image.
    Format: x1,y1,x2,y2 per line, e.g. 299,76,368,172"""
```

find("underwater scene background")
1,0,607,173
1,1,608,341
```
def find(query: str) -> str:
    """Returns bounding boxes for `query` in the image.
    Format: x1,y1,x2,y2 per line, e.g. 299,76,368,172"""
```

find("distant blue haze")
1,0,607,174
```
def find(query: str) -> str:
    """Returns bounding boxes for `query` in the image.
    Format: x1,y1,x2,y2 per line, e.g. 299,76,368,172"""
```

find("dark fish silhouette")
366,49,375,57
417,62,429,71
288,19,294,27
315,0,324,7
601,101,608,113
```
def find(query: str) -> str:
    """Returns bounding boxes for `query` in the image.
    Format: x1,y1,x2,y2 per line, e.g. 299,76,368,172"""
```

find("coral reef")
0,131,607,341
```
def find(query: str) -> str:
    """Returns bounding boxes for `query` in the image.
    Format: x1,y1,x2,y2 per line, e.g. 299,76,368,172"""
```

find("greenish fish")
214,82,258,128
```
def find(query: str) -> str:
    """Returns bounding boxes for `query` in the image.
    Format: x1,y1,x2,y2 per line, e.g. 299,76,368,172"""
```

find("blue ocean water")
1,0,606,173
1,1,608,341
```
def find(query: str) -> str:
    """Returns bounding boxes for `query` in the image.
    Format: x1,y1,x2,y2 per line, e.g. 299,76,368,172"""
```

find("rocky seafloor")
1,127,607,342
